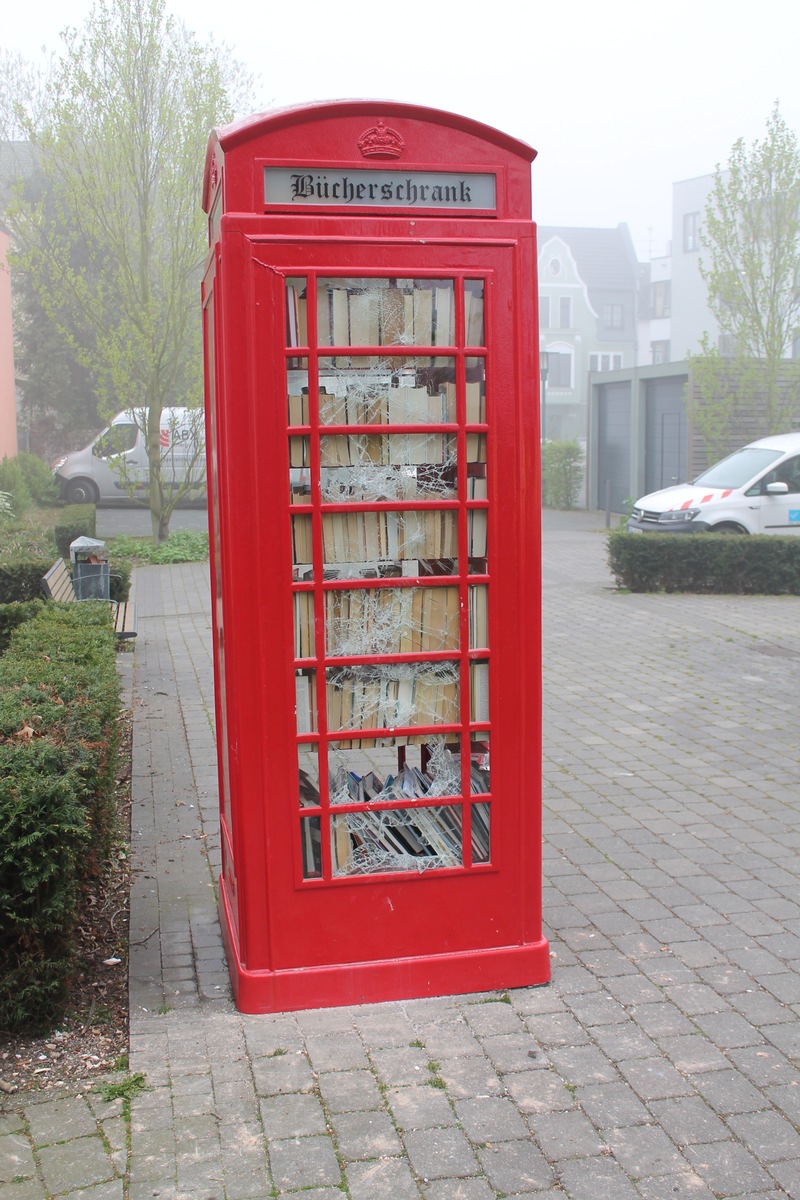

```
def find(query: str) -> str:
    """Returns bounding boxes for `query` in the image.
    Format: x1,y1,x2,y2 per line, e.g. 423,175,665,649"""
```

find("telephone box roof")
203,99,536,215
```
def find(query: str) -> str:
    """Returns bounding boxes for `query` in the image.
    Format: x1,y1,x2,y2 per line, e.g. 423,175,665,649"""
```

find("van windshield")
693,447,783,490
93,424,138,457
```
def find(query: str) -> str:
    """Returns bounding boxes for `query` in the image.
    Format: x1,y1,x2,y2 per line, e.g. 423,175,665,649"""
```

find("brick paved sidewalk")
2,511,800,1198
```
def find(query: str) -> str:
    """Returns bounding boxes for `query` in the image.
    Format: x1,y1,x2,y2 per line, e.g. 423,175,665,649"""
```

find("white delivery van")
627,432,800,535
53,408,206,505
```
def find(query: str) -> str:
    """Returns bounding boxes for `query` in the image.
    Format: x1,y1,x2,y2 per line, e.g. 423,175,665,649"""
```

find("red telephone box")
201,100,549,1013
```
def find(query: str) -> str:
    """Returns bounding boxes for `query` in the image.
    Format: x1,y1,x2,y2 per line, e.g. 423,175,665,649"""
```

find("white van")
627,432,800,535
53,408,206,505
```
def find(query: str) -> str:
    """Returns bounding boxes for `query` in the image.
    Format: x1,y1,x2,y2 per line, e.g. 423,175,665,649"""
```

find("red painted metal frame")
201,101,549,1013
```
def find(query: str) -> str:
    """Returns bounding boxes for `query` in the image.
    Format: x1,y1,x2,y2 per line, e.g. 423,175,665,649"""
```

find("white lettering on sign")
264,167,496,211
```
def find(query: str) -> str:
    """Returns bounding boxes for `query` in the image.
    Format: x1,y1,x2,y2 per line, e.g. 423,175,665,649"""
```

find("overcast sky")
4,0,800,260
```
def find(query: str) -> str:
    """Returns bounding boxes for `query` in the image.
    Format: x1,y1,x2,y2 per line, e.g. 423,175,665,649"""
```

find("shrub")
607,528,800,593
542,440,584,509
0,604,121,1032
0,453,60,514
54,504,97,557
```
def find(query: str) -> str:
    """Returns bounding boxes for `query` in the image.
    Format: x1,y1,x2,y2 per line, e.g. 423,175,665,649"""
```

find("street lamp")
539,351,549,442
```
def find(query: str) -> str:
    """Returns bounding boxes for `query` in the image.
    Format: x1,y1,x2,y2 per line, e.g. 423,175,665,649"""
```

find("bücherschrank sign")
264,167,497,210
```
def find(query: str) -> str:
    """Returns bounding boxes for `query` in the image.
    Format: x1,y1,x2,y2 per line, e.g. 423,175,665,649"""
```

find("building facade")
538,224,640,443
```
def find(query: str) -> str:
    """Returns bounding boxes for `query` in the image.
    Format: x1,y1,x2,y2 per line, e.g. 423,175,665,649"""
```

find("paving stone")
727,1109,800,1162
403,1126,478,1180
38,1134,116,1195
475,1138,554,1192
454,1096,529,1143
316,1068,384,1113
576,1080,651,1128
648,1096,729,1145
0,1132,37,1184
683,1140,775,1195
547,1044,619,1087
23,1096,98,1145
422,1179,497,1199
387,1084,458,1131
528,1109,605,1159
437,1057,504,1099
616,1056,693,1101
552,1155,640,1200
260,1092,327,1139
605,1123,691,1177
328,1108,402,1159
692,1068,771,1115
267,1135,341,1190
345,1157,422,1199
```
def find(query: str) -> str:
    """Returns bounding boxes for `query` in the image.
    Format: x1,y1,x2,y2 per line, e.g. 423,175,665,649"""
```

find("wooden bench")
42,558,138,640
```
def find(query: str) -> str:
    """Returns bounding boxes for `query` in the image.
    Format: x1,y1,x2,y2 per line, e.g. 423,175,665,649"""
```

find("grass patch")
109,529,209,565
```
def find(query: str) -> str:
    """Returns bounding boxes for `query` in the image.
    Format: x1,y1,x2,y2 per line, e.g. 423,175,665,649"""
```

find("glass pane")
465,359,487,422
297,746,320,807
301,815,322,878
287,364,310,425
295,669,317,734
289,431,312,504
320,433,457,502
320,509,458,576
468,585,488,650
464,281,485,347
326,662,459,735
327,738,459,798
331,804,463,875
318,358,456,424
286,279,308,349
469,660,489,724
467,506,487,559
317,278,454,348
471,801,490,863
292,514,313,574
293,590,316,659
325,586,460,657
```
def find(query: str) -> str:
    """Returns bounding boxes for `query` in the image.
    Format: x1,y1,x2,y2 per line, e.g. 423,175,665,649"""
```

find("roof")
538,224,639,290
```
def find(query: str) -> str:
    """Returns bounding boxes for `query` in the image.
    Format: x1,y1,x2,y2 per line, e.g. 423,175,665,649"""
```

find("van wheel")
710,522,748,535
65,478,99,505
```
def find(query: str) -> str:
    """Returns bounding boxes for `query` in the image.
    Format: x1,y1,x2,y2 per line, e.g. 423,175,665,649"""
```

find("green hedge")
0,604,121,1032
0,558,131,605
54,504,97,557
607,528,800,593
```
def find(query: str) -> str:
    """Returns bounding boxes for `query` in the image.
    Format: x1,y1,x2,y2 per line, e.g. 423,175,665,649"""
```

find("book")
470,661,490,723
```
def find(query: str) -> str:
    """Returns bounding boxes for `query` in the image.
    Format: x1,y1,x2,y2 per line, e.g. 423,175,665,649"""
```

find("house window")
548,351,572,388
589,353,623,373
539,296,550,328
602,303,624,329
651,340,670,364
559,297,572,328
683,212,700,252
652,280,671,318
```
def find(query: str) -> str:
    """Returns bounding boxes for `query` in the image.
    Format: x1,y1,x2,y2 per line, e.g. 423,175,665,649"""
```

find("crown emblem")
357,120,405,159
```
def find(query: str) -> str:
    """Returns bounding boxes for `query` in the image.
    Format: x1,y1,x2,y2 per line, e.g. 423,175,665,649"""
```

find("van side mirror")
766,481,789,495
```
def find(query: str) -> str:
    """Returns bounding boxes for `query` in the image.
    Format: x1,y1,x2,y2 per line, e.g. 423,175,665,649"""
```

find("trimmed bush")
54,504,97,557
0,604,121,1032
607,528,800,593
542,440,584,510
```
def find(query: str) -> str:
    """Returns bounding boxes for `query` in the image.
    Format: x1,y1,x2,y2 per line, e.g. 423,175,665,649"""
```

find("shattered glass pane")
326,661,460,736
320,433,457,502
325,586,460,657
317,357,456,425
331,804,463,875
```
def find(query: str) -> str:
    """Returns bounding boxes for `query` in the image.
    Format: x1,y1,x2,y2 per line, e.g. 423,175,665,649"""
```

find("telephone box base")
219,886,551,1014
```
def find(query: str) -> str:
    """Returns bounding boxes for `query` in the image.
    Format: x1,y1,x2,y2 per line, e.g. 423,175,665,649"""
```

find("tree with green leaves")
9,0,247,540
692,103,800,444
